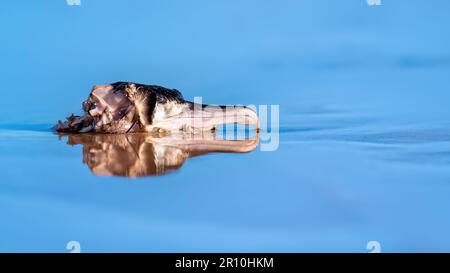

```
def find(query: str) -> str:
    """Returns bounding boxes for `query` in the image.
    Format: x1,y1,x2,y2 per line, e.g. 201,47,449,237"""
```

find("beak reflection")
61,132,258,178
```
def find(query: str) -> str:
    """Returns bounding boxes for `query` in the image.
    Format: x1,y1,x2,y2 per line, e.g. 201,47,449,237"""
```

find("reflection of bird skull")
64,133,259,178
366,0,381,6
82,84,137,133
67,134,189,177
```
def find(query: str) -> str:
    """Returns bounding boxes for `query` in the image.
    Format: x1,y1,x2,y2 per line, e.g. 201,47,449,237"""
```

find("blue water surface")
1,0,450,252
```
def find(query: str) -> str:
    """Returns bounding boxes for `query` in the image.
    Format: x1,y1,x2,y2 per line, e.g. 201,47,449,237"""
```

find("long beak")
185,103,259,131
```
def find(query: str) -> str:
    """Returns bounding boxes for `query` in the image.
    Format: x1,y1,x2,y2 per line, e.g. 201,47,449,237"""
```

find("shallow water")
1,0,450,252
1,112,450,252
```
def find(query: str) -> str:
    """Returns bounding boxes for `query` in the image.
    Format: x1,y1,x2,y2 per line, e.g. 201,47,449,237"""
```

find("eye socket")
83,100,94,111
